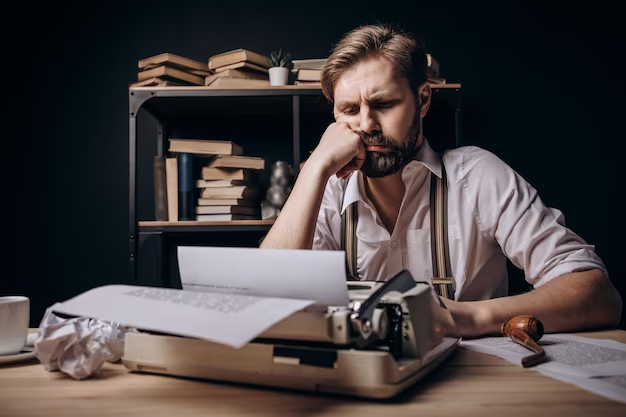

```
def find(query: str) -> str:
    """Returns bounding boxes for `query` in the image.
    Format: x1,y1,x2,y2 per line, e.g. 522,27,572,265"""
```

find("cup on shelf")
0,296,30,356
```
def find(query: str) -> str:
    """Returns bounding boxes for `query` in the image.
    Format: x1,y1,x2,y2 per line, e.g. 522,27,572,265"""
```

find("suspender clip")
432,278,455,286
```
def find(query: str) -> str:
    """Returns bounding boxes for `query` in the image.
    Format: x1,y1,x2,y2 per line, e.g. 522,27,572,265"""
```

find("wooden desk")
1,330,625,417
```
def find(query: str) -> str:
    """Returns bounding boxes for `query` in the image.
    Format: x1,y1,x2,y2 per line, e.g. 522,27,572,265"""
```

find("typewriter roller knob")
371,307,388,340
350,302,388,340
349,271,414,341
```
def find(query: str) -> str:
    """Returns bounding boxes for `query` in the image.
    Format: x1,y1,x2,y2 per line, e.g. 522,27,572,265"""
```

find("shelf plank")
131,84,322,92
138,220,274,233
139,220,274,226
130,84,461,123
129,83,460,93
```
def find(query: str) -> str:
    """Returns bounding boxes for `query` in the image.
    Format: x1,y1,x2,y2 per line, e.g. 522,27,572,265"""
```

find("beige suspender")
341,201,359,280
340,173,359,280
340,165,455,299
429,165,455,299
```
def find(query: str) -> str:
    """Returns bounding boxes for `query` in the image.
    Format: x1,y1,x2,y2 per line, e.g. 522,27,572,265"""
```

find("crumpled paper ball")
34,304,136,380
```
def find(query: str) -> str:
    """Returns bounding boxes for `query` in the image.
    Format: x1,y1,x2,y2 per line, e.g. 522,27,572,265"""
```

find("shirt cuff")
531,249,607,288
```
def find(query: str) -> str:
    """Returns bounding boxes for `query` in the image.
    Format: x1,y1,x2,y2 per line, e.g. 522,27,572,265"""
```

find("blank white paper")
177,246,350,306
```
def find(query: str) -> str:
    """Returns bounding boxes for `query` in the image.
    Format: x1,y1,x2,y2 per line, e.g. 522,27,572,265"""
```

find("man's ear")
417,82,432,118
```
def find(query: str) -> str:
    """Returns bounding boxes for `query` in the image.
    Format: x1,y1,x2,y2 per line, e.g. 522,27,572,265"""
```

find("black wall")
4,1,625,327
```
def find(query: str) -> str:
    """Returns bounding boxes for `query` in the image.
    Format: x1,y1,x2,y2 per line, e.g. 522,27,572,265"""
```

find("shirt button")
390,241,397,248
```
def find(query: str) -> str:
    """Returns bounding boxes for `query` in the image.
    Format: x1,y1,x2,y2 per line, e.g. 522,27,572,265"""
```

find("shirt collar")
412,137,442,178
340,138,442,214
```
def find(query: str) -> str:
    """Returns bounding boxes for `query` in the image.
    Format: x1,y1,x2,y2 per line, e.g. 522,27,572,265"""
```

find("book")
168,139,243,156
177,153,194,221
292,58,327,70
200,185,256,199
205,155,265,170
196,213,260,221
195,205,259,215
214,68,269,79
426,63,445,84
213,61,269,74
196,205,259,215
130,77,189,87
187,69,211,77
294,68,322,81
197,198,257,207
206,76,271,89
426,54,440,76
204,69,269,86
165,157,178,221
153,156,168,221
139,53,208,72
201,167,254,180
427,75,447,85
137,66,205,86
196,179,250,188
208,48,270,70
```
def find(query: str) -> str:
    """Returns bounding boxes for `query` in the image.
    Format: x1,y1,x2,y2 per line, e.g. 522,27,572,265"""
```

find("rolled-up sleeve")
461,148,607,288
312,177,343,251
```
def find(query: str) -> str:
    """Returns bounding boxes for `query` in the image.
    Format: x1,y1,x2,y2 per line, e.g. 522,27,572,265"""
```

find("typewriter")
122,270,459,399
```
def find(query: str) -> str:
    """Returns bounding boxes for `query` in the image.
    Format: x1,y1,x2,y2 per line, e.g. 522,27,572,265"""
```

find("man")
260,23,622,338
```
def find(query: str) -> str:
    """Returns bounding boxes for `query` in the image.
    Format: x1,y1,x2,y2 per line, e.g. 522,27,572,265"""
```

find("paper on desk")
539,369,626,404
177,246,350,306
51,284,315,349
34,307,135,380
460,334,626,403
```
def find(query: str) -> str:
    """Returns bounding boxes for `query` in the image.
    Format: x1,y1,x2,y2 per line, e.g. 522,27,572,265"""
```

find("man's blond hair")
321,23,428,103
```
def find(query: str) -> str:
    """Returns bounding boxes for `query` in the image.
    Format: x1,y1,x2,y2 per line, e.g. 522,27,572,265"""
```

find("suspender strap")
342,203,358,279
430,164,455,299
340,175,359,279
341,164,454,299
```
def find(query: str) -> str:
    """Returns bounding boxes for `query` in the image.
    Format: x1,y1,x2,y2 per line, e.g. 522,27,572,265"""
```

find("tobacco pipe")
501,315,547,368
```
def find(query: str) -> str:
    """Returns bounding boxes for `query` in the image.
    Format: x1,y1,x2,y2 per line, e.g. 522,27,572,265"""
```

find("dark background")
3,1,624,328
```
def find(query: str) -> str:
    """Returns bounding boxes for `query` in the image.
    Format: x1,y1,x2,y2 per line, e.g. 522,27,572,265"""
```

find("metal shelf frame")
127,86,463,285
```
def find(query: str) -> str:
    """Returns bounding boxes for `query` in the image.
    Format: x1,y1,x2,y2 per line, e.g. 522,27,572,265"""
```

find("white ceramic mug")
0,296,30,356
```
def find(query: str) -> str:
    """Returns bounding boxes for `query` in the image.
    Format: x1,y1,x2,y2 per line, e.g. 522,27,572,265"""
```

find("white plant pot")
269,67,290,86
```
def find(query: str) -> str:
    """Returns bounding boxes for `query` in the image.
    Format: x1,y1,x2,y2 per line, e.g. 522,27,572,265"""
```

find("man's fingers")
353,155,365,170
336,159,361,178
336,167,351,179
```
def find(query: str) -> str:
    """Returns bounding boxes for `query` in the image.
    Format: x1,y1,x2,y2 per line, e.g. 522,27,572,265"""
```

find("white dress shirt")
313,139,606,301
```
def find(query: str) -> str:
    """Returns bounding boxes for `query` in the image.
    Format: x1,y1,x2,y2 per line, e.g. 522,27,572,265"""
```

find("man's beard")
359,116,421,178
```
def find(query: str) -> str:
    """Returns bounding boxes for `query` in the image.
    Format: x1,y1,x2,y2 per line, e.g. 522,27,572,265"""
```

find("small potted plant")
267,48,292,86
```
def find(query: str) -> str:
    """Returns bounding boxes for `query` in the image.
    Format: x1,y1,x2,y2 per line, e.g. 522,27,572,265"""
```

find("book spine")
177,153,194,221
153,156,168,221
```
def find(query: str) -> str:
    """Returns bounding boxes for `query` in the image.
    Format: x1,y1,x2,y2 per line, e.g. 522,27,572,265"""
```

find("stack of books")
132,53,210,87
289,54,445,85
131,51,446,88
292,58,326,86
205,49,271,89
426,54,445,84
163,139,264,222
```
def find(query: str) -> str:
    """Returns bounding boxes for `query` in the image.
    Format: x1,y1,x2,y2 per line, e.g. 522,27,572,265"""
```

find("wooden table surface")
1,330,625,417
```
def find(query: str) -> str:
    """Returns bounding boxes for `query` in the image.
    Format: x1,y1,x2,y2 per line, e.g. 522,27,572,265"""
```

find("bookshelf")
138,220,275,232
128,84,462,286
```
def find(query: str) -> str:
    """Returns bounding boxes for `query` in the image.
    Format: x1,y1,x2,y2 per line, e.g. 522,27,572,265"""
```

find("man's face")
333,56,426,178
